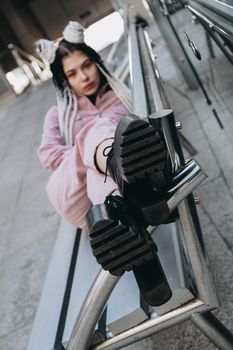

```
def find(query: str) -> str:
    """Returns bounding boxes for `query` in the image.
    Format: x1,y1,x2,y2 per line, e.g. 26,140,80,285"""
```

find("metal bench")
27,7,233,350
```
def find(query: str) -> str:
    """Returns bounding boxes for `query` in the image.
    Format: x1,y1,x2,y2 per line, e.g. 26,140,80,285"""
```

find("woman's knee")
45,169,91,228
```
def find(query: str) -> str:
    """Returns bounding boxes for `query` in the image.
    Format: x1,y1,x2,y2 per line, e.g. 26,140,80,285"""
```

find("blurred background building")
0,0,154,99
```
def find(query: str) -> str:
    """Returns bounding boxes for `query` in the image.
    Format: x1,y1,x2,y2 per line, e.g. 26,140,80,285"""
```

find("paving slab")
0,324,32,350
0,80,60,349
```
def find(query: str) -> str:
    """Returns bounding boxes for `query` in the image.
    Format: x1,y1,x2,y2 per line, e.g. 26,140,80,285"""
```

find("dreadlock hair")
50,39,110,92
49,39,132,146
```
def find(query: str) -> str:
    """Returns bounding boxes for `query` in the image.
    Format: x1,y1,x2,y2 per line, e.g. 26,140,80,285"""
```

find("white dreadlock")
36,21,132,146
96,64,132,113
56,87,78,146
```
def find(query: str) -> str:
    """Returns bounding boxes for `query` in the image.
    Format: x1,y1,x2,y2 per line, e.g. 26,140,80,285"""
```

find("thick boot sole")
87,204,156,276
115,114,166,184
87,203,172,306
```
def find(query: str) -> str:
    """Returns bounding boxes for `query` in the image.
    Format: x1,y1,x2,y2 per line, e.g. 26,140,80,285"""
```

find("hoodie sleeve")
37,106,72,171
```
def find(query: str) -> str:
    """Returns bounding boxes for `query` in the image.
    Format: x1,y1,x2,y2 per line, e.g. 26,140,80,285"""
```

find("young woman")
37,21,172,306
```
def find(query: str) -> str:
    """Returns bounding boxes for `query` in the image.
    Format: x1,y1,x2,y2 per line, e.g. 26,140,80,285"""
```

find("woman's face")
62,50,101,96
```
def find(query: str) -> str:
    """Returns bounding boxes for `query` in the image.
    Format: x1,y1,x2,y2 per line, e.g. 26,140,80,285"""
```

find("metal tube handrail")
106,33,125,65
137,26,181,172
187,1,233,42
128,13,149,118
135,19,218,306
8,43,45,69
191,312,233,349
197,0,233,21
93,300,206,350
67,271,119,350
66,11,219,350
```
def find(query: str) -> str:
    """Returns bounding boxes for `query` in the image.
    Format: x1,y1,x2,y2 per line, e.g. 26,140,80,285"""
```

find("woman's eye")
67,72,75,78
84,61,92,68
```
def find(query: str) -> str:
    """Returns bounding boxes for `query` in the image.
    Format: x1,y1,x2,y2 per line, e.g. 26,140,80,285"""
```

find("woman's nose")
80,70,88,81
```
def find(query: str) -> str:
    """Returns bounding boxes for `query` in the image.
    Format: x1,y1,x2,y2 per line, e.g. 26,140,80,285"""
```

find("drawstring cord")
103,144,113,183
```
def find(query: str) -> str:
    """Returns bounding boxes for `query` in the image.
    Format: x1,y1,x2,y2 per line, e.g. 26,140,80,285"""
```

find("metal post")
201,21,233,65
128,11,149,117
205,31,215,59
167,160,207,212
191,312,233,350
137,25,182,171
146,0,199,90
179,133,198,156
9,46,38,86
186,1,233,65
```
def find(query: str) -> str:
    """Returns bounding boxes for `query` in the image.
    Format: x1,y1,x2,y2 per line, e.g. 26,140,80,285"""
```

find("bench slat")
27,220,77,350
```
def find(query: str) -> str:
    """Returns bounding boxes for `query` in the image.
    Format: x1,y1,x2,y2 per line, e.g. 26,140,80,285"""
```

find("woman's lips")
85,82,94,90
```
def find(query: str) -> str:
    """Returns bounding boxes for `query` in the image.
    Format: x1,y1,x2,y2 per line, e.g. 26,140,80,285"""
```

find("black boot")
105,113,167,194
103,114,170,226
87,195,172,306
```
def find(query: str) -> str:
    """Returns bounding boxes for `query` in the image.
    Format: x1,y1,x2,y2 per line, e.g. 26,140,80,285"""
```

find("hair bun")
63,21,85,43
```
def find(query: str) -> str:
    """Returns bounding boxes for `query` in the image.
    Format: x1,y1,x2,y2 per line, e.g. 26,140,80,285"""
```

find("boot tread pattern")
121,120,166,183
89,220,155,276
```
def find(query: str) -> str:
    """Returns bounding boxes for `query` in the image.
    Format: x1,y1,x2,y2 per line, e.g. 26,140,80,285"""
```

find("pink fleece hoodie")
38,86,128,228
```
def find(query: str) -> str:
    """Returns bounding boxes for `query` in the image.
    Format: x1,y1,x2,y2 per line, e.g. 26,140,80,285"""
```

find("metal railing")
8,43,49,88
186,0,233,64
127,5,218,312
65,9,233,350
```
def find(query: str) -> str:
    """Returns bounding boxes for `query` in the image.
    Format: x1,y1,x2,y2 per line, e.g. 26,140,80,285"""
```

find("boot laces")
105,194,146,229
105,195,133,222
103,144,113,183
